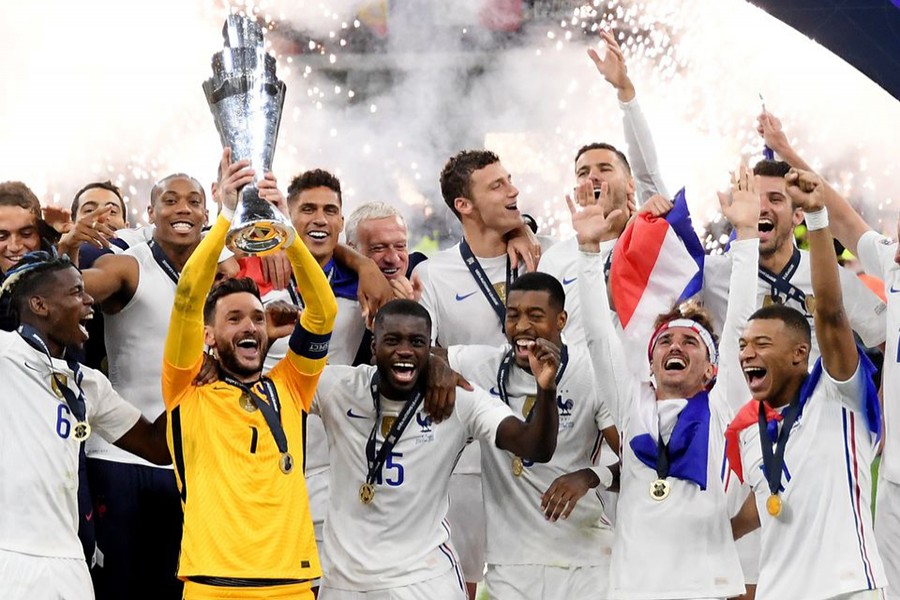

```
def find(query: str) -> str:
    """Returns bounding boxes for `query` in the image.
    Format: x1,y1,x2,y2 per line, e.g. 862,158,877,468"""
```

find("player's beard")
217,342,264,379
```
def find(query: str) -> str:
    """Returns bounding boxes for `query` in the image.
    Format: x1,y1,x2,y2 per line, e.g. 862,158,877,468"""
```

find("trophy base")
226,221,295,256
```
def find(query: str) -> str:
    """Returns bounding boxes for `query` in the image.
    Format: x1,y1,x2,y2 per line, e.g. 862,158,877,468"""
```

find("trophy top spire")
222,14,264,49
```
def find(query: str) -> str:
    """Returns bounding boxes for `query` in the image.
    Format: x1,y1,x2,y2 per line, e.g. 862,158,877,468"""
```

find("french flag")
610,188,705,372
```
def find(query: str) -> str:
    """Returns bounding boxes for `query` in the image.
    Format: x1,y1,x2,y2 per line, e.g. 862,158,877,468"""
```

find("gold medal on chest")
766,493,783,517
359,482,375,504
649,479,670,501
512,457,524,477
239,392,258,413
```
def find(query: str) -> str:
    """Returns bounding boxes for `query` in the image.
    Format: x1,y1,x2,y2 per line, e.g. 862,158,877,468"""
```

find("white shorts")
736,528,761,585
876,476,900,600
446,472,485,583
0,547,93,600
318,568,466,600
485,563,609,600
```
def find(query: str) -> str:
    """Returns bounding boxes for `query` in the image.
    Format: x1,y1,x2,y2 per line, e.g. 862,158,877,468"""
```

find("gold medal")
766,493,783,517
493,281,507,304
279,452,294,475
381,416,396,438
239,392,258,413
512,457,524,477
649,479,670,501
72,421,92,442
359,482,375,504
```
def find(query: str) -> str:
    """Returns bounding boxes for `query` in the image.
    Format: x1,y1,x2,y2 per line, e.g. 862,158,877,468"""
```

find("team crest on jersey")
522,395,537,418
556,394,575,430
493,282,507,304
381,416,396,438
415,412,434,445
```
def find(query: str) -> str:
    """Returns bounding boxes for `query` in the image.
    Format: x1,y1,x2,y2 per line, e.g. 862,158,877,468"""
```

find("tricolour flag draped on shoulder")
609,188,706,375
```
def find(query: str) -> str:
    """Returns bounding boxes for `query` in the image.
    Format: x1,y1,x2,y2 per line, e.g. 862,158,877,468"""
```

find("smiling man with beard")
160,178,337,599
0,252,169,600
577,167,761,600
309,298,560,599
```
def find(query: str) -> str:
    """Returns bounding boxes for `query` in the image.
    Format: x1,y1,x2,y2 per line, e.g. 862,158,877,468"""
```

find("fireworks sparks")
0,0,897,248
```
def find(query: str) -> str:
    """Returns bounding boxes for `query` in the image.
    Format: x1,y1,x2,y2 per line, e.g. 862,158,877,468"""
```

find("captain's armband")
289,324,331,360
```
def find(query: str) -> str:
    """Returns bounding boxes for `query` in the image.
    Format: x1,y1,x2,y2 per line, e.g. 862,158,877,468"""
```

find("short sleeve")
838,265,886,347
857,230,895,282
593,395,615,431
86,374,142,443
454,386,515,445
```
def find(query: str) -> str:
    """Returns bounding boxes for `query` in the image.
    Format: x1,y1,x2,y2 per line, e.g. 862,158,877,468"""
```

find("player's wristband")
589,466,614,490
219,206,235,221
804,207,828,231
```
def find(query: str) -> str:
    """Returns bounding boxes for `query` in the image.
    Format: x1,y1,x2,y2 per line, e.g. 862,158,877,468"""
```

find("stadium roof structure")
750,0,900,100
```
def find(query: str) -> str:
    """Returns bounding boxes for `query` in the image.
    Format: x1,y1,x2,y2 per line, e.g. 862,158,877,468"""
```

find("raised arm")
712,167,760,416
283,222,338,375
494,338,560,462
785,169,858,380
589,29,669,202
759,112,871,256
568,192,631,424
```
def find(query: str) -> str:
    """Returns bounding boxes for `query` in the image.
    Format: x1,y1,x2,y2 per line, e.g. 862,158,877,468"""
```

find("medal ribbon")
655,434,670,480
18,324,87,424
495,344,569,411
757,393,802,498
757,247,807,309
148,240,182,285
459,238,517,332
221,373,289,456
364,373,424,486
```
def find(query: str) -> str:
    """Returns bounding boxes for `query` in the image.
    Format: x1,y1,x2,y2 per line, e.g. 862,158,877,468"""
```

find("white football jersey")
538,238,616,347
738,363,886,599
579,239,760,599
857,230,900,483
88,242,175,467
415,243,523,349
702,248,886,361
0,332,141,559
310,364,514,591
447,343,616,567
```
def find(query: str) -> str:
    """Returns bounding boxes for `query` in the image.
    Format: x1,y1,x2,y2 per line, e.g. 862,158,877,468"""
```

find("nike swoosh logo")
455,291,478,301
24,361,43,373
562,277,577,285
890,284,900,294
489,387,501,396
85,510,93,522
346,409,368,419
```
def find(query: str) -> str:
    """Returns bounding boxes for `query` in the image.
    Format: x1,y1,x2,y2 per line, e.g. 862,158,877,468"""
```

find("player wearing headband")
575,167,760,599
0,252,169,600
161,182,337,599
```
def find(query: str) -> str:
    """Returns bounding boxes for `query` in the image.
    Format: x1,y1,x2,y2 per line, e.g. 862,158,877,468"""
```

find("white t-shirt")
738,362,886,599
857,231,900,482
702,249,886,361
310,364,513,591
89,242,175,467
0,332,141,559
579,238,760,600
447,343,616,567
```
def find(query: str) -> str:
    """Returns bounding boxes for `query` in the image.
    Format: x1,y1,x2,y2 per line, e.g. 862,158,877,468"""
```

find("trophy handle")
226,186,296,256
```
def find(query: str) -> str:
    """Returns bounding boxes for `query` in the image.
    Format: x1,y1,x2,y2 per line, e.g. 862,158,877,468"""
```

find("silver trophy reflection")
203,15,294,255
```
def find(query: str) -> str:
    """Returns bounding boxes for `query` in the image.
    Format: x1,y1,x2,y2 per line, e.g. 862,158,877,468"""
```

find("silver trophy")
203,15,294,255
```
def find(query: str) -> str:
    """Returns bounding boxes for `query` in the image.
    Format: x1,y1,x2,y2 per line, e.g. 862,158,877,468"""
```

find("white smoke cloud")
0,0,897,243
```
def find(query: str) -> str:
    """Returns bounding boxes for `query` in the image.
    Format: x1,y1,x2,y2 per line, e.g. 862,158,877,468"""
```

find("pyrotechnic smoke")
0,0,898,245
